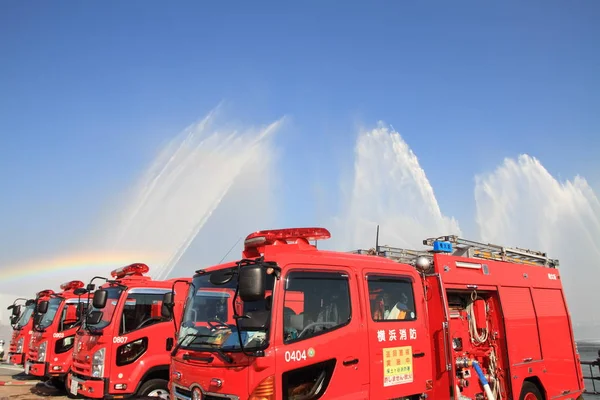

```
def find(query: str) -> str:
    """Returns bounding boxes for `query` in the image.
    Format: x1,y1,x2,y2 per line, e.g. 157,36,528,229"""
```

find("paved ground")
0,363,69,400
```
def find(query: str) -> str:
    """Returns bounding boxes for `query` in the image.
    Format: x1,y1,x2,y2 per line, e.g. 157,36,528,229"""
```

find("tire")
137,378,170,399
519,381,543,400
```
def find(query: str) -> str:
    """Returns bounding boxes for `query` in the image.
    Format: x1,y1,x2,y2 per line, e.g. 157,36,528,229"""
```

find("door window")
282,271,351,343
367,275,417,321
119,293,166,335
59,302,83,332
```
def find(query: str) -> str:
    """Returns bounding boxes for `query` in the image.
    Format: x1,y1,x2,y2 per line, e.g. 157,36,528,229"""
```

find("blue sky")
1,1,599,269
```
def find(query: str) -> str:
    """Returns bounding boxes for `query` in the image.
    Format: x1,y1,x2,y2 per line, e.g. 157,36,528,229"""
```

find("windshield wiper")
171,333,211,356
172,333,233,364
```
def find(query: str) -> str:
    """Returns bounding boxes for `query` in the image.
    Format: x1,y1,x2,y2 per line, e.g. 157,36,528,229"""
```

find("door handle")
413,352,425,358
343,358,359,366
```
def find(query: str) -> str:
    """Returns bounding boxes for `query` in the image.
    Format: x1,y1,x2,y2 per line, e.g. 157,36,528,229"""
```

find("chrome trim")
172,383,240,400
128,288,171,295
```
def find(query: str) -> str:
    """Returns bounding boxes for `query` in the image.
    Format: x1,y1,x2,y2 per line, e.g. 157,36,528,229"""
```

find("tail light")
249,375,275,400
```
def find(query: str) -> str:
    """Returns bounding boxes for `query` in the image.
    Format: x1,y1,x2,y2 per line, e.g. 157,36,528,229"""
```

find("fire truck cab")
67,263,190,399
168,227,584,400
26,280,89,388
8,291,50,366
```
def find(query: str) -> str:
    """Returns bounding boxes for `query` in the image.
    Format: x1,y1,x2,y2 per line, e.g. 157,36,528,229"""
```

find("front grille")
72,359,91,375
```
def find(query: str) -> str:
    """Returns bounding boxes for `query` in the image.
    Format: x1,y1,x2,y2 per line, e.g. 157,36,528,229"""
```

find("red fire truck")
7,290,52,366
66,263,190,399
26,280,88,390
167,227,585,400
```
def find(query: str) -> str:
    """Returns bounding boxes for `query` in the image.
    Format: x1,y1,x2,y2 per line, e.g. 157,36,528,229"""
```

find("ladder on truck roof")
349,235,559,269
350,246,434,266
423,235,559,269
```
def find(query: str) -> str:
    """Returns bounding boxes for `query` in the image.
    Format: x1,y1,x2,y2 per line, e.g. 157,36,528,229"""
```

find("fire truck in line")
66,263,191,399
165,227,585,400
26,280,89,391
7,290,52,366
6,297,34,363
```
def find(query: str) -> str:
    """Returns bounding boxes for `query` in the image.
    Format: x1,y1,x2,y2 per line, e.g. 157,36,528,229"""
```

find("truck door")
363,271,433,398
108,288,172,394
276,267,367,399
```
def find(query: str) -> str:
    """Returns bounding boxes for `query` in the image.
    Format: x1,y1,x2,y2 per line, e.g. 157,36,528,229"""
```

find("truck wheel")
138,378,170,399
519,381,543,400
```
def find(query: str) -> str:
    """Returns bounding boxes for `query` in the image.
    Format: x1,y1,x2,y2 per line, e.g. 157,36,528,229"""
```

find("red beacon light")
60,280,85,291
37,289,55,298
111,263,150,279
244,227,331,250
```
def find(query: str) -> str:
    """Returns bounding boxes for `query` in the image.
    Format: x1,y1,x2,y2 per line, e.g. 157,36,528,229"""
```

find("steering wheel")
135,317,160,330
207,318,230,330
298,322,337,338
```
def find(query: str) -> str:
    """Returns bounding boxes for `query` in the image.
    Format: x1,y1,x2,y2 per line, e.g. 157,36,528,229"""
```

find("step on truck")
67,263,190,399
166,227,585,400
7,291,52,366
26,280,89,391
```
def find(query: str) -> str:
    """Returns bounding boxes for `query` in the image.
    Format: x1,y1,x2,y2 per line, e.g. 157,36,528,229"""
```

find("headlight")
91,348,105,378
38,341,47,362
16,338,24,353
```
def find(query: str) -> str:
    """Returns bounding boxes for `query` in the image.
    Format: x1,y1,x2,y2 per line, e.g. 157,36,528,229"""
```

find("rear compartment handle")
343,358,359,366
414,352,425,358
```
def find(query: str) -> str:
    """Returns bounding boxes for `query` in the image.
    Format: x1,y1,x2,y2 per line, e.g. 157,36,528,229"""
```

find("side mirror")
10,316,18,325
73,288,88,296
87,310,103,325
11,305,21,317
238,265,266,302
92,290,108,309
161,292,174,319
37,300,49,314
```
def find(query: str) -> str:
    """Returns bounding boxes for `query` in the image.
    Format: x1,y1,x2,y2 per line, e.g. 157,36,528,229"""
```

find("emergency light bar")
60,280,85,291
111,263,150,279
244,227,331,249
37,289,55,297
432,240,453,253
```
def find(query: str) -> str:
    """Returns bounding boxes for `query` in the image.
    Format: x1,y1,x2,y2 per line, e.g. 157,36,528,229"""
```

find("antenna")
219,236,242,264
375,225,380,254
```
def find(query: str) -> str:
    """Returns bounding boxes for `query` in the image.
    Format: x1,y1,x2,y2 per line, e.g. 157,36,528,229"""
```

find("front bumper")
27,360,47,377
68,373,107,399
8,352,24,366
68,372,143,399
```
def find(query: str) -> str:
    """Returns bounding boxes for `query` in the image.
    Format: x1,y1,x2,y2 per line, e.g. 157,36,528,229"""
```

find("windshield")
178,266,275,351
84,286,123,331
38,297,64,330
15,304,35,329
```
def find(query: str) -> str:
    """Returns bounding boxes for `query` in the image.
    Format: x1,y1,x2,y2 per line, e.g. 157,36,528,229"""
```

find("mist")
474,155,600,328
330,122,461,250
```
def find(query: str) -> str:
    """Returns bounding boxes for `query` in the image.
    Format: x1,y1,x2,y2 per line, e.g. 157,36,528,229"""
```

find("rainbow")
0,250,167,283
